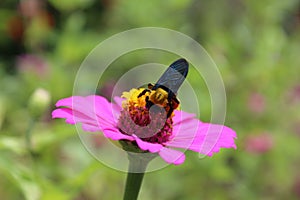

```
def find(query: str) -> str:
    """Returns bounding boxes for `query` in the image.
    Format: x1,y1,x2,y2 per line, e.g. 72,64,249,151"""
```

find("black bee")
138,58,189,117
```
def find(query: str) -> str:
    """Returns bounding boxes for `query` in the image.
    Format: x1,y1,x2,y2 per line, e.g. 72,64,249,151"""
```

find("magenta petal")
169,118,201,141
52,108,98,126
166,119,237,156
158,148,186,165
111,96,125,119
133,135,163,153
56,96,98,119
103,128,134,141
81,123,102,132
87,95,119,124
113,96,125,109
53,95,120,132
55,96,73,107
173,110,196,125
53,108,106,132
198,123,237,156
54,96,132,139
52,108,75,124
56,95,118,125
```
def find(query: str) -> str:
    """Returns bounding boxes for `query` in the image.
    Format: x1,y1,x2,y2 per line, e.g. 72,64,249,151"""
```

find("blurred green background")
1,0,300,199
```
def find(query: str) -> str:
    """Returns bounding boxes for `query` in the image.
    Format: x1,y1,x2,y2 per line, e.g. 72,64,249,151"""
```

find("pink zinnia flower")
52,87,236,165
244,132,273,154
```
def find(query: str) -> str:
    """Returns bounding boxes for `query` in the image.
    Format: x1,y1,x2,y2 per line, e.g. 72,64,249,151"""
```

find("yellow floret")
121,88,148,108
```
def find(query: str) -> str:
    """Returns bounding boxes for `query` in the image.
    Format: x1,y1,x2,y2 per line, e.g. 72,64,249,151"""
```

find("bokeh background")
1,0,300,199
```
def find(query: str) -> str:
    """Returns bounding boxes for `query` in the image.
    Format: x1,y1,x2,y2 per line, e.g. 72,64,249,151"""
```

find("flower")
17,54,49,77
244,132,273,154
247,92,266,114
52,88,237,165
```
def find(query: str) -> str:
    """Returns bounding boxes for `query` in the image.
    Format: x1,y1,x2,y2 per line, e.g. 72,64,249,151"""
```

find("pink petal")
103,128,134,141
81,123,102,132
166,119,237,156
133,135,163,153
53,95,120,132
52,108,97,126
88,95,119,124
173,110,196,125
55,96,73,107
111,96,125,119
113,96,125,109
52,108,76,124
198,123,237,156
168,118,201,141
53,108,109,132
158,148,186,165
56,95,118,126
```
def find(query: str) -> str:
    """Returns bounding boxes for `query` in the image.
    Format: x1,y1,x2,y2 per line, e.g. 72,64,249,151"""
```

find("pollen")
118,88,174,143
121,88,147,108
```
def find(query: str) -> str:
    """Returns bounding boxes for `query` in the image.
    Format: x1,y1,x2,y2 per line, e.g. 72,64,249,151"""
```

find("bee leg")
171,97,179,110
173,97,180,105
145,96,154,109
148,83,154,89
167,95,179,117
138,89,150,98
167,107,174,118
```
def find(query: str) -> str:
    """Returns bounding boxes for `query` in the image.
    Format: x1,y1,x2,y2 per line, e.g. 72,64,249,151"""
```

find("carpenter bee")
138,58,189,117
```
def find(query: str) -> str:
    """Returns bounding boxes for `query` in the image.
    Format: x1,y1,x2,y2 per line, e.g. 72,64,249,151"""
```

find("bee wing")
153,58,189,94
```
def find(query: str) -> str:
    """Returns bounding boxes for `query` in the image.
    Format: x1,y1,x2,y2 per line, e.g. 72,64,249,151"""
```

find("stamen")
118,88,174,143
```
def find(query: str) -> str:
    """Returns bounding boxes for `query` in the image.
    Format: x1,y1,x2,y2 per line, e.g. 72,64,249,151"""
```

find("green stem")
25,118,35,155
123,169,145,200
123,152,156,200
